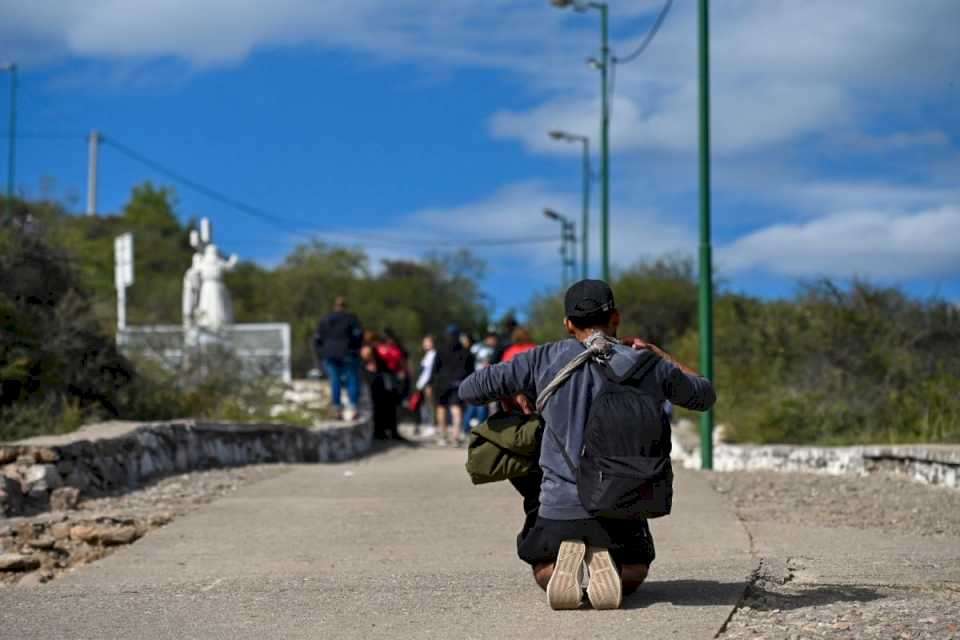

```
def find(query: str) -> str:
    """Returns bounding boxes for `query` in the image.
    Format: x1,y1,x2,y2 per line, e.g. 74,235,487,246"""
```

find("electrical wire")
611,0,674,65
0,132,87,140
101,136,559,250
606,0,673,120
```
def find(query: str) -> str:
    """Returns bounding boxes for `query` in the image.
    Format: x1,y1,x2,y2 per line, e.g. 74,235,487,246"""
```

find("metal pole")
4,64,16,222
599,4,610,282
86,130,100,216
560,221,568,289
697,0,714,471
581,137,590,280
117,286,127,332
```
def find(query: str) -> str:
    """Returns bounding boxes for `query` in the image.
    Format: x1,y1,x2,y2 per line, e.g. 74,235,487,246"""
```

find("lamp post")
544,208,577,288
697,0,714,470
549,0,609,282
1,62,16,223
549,130,591,281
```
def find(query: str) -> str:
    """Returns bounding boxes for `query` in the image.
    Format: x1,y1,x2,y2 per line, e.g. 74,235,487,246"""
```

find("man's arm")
348,314,364,351
313,318,327,352
626,338,716,411
458,348,537,406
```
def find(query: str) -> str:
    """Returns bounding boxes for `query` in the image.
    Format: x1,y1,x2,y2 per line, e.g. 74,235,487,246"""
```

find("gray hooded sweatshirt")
458,338,716,520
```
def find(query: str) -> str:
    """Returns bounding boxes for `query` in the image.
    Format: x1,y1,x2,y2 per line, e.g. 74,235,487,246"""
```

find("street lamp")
1,62,16,223
550,1,610,282
544,208,577,288
548,130,590,281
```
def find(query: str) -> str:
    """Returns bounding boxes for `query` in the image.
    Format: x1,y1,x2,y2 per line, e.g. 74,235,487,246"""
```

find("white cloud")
490,81,851,156
4,1,956,158
490,0,958,156
718,205,960,280
408,181,693,271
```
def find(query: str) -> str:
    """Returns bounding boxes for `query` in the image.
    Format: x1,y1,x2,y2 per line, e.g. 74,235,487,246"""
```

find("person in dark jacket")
431,326,474,446
458,280,716,610
313,296,363,420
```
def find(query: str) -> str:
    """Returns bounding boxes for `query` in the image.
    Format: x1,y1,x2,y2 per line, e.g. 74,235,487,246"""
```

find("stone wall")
672,439,960,489
0,419,372,517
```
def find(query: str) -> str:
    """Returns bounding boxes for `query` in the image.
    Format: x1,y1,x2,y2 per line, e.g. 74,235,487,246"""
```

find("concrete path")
0,445,755,639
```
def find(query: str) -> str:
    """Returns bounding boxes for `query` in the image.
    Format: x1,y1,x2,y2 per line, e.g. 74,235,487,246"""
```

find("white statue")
195,243,237,330
182,252,201,329
183,218,237,333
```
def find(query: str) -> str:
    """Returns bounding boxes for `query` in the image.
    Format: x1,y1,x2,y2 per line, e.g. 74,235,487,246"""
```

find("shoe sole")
586,546,622,610
547,540,586,610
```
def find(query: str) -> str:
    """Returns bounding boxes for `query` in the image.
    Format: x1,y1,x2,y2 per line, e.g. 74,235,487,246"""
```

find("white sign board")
114,233,134,288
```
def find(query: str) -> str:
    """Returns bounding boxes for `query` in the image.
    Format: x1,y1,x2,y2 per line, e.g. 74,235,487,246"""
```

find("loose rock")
0,553,41,572
0,475,23,516
50,486,81,511
0,463,288,586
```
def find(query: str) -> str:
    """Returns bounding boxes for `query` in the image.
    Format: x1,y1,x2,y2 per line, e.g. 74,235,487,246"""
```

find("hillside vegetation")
529,257,960,445
0,187,487,439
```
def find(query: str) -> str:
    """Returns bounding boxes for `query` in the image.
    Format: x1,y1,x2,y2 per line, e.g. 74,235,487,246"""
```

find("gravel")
711,470,960,640
722,584,960,640
0,464,291,586
710,470,960,537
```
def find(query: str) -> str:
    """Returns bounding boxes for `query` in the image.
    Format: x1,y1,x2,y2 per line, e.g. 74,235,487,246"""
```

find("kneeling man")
459,280,715,610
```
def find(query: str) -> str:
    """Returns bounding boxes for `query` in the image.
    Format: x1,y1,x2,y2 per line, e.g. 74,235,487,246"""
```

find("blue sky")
2,0,959,316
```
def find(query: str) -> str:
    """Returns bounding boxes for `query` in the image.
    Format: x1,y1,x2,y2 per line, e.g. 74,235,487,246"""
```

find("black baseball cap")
564,279,616,318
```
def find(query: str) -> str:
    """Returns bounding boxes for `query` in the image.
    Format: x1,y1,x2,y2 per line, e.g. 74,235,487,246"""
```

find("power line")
103,136,309,230
612,0,674,65
101,135,557,250
1,132,86,140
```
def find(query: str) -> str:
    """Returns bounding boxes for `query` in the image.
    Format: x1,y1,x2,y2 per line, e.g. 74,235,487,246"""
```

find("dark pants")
510,470,656,569
369,372,399,439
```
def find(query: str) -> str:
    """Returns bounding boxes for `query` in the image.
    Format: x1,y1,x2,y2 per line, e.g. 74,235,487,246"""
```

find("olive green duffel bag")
465,410,543,485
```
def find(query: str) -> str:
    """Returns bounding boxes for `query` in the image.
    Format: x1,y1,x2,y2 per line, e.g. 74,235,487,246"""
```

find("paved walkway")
0,445,754,639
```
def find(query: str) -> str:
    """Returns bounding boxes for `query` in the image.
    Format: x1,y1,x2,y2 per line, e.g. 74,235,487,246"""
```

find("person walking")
313,296,363,420
458,280,715,610
360,334,404,441
464,332,497,431
413,334,438,434
432,326,474,446
501,326,536,362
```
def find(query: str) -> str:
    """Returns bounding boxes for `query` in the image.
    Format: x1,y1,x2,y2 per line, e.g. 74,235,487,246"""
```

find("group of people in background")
415,325,536,446
313,296,537,446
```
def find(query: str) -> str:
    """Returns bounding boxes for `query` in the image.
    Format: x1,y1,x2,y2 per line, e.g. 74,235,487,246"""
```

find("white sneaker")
546,540,586,610
585,546,622,610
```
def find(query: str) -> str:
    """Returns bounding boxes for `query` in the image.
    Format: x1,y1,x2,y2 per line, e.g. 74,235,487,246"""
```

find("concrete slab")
0,446,755,639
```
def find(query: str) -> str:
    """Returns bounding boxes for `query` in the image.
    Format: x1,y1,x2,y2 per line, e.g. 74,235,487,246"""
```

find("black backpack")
550,361,673,520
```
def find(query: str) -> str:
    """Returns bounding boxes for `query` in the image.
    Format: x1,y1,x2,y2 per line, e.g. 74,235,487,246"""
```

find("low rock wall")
672,439,960,489
0,419,372,517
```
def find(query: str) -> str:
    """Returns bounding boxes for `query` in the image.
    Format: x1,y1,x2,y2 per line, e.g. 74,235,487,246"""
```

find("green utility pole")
565,220,578,285
697,0,714,470
580,136,590,281
599,3,610,282
3,63,15,223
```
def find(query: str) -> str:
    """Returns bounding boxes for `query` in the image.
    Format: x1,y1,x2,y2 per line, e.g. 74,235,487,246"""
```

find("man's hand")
500,393,536,415
623,336,700,376
514,393,536,415
624,337,667,359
